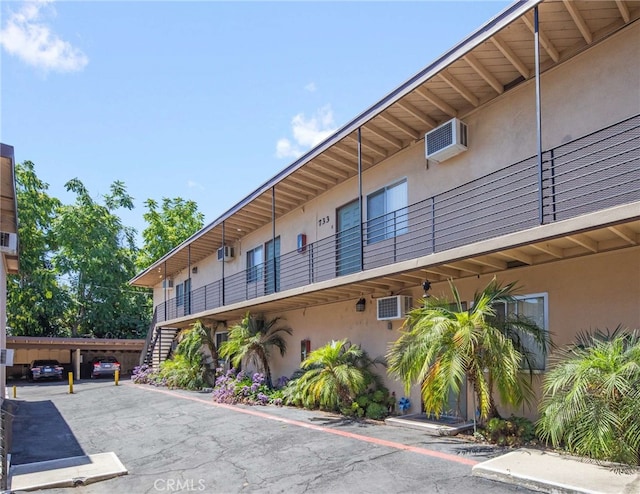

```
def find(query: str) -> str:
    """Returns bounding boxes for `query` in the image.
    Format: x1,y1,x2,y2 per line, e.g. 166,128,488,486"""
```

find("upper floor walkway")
154,114,640,325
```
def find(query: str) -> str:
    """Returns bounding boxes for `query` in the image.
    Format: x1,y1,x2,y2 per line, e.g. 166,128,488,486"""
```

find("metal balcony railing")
155,115,640,323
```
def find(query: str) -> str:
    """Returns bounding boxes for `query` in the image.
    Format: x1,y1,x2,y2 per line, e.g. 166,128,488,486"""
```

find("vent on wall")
0,231,17,255
376,296,413,321
425,118,468,163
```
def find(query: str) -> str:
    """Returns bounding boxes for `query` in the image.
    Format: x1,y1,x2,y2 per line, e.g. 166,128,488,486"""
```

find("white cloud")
187,180,204,190
276,105,337,159
304,82,316,92
0,0,88,73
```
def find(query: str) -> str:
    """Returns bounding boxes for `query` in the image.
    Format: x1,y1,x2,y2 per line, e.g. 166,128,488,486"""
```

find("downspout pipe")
358,127,364,271
535,6,544,225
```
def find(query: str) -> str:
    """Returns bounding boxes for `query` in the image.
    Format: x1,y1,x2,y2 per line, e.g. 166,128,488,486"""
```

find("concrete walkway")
473,448,640,494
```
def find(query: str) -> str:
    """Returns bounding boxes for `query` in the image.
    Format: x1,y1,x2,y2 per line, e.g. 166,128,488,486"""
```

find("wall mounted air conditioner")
217,245,234,262
425,118,468,163
162,279,174,289
376,296,413,321
0,232,17,255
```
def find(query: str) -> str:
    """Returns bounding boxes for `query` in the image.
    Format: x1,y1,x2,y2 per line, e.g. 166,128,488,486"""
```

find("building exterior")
131,0,640,419
1,144,19,400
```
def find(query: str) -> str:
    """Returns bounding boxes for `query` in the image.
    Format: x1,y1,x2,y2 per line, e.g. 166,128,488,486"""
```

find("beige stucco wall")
259,248,639,419
152,21,639,303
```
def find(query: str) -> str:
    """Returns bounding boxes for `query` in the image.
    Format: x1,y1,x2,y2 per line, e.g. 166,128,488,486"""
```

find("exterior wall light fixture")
355,298,366,312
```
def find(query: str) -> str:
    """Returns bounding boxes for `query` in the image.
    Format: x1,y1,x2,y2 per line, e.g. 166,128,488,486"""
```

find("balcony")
156,115,640,324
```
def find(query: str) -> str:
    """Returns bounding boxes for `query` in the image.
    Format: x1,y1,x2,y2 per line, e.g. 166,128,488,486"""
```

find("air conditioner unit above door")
162,279,174,289
0,232,17,255
217,245,234,262
425,118,468,163
376,296,413,321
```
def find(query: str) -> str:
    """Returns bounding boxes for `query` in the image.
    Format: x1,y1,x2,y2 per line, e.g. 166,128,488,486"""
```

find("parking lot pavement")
9,379,535,494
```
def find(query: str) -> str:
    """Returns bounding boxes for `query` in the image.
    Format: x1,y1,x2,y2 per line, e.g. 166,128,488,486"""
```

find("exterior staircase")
139,310,180,368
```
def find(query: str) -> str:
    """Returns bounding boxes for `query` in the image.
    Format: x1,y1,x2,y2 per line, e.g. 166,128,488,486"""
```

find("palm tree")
218,312,292,388
537,328,640,466
387,278,549,421
285,339,382,411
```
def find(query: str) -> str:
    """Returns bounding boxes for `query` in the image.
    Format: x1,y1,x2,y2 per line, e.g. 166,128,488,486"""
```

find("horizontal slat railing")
155,115,640,323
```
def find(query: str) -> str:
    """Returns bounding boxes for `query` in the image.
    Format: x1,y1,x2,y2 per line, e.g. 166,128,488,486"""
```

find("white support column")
74,348,81,381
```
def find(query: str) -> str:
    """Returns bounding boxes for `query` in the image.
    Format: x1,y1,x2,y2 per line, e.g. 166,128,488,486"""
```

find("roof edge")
130,0,541,286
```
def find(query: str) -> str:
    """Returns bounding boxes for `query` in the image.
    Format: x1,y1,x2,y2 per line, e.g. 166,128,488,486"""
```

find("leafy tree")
137,197,204,270
387,279,549,421
54,178,150,337
284,339,383,412
537,328,640,466
7,161,69,336
218,312,292,388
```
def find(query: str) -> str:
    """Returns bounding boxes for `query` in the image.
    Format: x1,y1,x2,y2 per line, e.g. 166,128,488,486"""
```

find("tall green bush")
537,328,640,466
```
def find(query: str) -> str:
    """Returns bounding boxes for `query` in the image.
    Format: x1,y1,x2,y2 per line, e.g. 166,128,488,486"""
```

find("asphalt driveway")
9,379,536,493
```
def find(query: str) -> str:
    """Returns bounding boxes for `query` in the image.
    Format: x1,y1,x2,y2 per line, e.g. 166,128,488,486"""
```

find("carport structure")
7,337,145,380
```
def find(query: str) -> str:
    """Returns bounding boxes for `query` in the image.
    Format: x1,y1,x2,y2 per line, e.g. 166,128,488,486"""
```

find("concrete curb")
9,452,127,492
472,448,640,494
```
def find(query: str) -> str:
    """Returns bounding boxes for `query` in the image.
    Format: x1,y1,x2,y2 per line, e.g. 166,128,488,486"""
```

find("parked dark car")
29,360,64,381
90,356,120,379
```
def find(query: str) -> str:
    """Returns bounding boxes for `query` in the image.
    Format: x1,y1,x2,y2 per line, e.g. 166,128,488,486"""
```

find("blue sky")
1,0,511,246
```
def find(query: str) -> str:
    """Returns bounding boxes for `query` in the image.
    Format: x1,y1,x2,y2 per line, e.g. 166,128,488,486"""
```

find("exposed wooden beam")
365,123,404,149
396,100,437,130
468,255,508,271
225,213,264,229
491,34,530,79
297,166,339,186
443,261,482,275
463,53,504,94
495,250,533,265
253,195,294,211
346,134,388,158
424,266,461,279
531,243,564,259
313,158,351,179
522,12,560,63
608,225,638,245
278,179,318,197
415,87,458,117
323,150,357,170
273,186,307,202
333,142,375,166
285,173,327,192
567,234,598,253
616,0,631,23
563,0,592,44
379,112,422,140
438,71,480,107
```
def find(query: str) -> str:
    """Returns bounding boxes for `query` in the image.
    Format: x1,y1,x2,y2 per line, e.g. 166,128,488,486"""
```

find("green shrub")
537,328,640,466
365,402,388,420
158,353,207,390
482,416,537,447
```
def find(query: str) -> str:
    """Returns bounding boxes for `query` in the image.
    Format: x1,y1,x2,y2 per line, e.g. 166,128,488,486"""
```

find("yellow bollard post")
13,385,16,399
68,371,74,394
114,370,119,386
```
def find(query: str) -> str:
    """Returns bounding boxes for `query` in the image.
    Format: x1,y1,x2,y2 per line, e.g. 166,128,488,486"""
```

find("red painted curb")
134,384,478,467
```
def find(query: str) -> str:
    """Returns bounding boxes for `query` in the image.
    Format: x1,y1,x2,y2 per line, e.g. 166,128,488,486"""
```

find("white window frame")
497,292,549,372
366,179,408,245
246,245,263,283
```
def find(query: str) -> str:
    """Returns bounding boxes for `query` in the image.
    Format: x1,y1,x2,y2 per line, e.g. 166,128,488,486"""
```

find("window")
246,246,263,283
367,180,408,244
495,293,548,371
176,283,184,307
